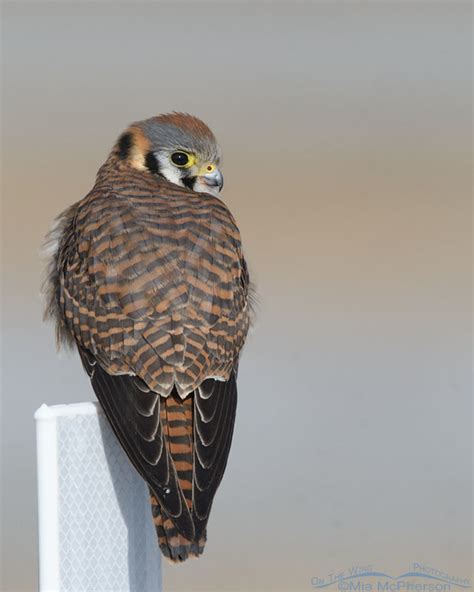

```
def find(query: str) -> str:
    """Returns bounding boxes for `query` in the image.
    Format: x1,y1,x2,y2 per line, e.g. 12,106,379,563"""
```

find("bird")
43,112,251,562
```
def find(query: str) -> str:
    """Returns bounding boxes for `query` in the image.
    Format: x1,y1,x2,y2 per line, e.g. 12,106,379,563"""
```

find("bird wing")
52,178,248,542
79,347,197,538
191,376,238,538
80,346,237,542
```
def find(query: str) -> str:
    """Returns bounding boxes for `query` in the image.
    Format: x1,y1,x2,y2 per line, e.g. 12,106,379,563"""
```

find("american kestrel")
44,113,251,562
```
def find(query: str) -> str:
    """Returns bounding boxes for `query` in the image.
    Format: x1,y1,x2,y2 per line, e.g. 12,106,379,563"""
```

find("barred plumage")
44,113,251,562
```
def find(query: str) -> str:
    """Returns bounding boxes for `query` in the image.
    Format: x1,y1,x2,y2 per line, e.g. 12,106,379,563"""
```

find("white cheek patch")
155,151,184,187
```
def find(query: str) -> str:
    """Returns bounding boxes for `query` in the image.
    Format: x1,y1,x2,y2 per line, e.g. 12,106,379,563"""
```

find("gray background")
1,2,471,591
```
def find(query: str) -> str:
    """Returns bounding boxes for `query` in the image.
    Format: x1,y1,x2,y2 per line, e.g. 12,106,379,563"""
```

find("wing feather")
192,372,238,534
80,348,237,541
79,348,195,537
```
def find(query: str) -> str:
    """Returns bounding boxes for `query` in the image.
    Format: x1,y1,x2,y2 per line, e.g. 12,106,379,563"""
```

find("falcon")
44,113,251,562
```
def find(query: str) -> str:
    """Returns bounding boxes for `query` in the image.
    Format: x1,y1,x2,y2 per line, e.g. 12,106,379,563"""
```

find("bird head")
114,112,223,196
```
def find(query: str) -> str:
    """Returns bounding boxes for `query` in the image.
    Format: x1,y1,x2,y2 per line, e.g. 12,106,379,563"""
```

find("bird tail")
149,393,206,562
150,492,206,562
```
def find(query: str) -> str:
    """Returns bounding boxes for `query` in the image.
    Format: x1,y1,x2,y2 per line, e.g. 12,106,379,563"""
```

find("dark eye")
171,151,190,167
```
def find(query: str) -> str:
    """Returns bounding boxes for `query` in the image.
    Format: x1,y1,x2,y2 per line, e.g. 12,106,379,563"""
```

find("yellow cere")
199,162,215,175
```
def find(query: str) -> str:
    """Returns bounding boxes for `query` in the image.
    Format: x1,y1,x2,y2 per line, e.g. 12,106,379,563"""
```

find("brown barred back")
53,157,250,397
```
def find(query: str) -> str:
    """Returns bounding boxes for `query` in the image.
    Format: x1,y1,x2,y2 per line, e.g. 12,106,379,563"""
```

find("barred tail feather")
150,492,206,562
150,393,206,562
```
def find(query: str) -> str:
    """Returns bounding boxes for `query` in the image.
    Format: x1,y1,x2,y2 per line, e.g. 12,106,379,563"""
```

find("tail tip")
160,539,205,563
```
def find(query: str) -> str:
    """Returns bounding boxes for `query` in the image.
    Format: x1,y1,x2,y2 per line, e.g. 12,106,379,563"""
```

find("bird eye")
171,151,191,167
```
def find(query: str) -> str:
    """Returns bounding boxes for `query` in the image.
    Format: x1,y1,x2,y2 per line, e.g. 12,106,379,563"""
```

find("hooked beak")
202,168,224,192
192,164,224,196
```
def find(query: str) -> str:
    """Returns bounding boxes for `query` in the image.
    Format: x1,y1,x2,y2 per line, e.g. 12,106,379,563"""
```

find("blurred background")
1,2,471,591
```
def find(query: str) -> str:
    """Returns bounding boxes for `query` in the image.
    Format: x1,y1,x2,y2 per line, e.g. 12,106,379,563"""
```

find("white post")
36,404,61,591
35,402,162,592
